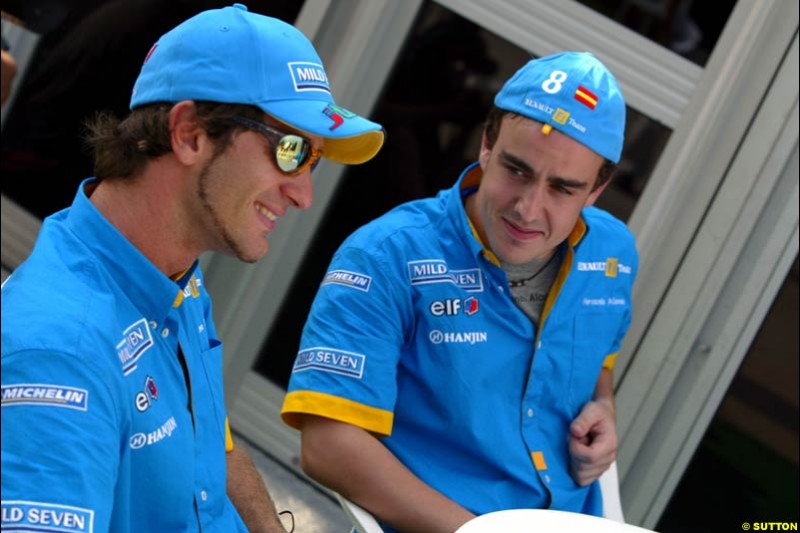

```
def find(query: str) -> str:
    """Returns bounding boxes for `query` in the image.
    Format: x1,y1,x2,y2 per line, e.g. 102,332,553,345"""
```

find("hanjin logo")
129,433,147,449
428,330,488,345
129,416,177,450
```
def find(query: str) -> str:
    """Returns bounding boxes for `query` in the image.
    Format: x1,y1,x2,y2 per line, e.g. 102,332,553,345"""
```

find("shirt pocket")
197,339,226,434
568,310,625,413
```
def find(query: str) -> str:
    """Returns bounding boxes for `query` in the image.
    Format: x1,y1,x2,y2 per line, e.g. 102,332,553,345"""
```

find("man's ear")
584,175,611,207
479,130,491,171
169,101,211,165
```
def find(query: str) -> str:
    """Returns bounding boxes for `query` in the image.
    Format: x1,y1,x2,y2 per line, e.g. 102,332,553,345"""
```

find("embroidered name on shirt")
582,297,627,306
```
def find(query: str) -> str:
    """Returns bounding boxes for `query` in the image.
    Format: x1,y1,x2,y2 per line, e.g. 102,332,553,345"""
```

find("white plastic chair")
336,492,384,533
337,461,625,532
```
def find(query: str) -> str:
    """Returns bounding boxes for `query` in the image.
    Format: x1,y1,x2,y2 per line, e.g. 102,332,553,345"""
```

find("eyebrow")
499,150,589,191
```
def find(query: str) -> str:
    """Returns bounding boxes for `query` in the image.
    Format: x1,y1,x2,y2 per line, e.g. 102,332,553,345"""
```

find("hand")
568,399,617,486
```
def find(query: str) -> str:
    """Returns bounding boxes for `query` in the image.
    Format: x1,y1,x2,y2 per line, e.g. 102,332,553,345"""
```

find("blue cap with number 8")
494,51,626,163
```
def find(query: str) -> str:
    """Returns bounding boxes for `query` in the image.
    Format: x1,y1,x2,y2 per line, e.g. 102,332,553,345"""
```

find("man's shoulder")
582,207,636,250
1,245,124,364
344,195,449,254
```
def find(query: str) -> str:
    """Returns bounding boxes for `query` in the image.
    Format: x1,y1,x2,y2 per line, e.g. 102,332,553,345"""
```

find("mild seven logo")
288,62,331,93
294,347,365,379
116,318,154,376
407,260,483,292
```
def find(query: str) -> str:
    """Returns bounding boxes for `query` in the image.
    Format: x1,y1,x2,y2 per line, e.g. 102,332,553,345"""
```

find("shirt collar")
64,178,198,327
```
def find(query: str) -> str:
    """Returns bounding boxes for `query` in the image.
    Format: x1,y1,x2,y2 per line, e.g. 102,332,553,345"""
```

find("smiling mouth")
255,202,277,222
503,218,544,240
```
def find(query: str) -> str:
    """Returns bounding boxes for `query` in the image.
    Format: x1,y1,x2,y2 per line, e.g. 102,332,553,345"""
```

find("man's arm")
227,445,287,533
568,368,617,486
299,414,475,533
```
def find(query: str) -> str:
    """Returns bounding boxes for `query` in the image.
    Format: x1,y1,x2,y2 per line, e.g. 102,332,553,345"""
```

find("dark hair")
484,106,616,190
84,102,265,180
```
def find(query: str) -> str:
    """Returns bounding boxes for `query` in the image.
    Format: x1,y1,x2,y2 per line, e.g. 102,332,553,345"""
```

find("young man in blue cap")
282,51,638,532
1,5,383,532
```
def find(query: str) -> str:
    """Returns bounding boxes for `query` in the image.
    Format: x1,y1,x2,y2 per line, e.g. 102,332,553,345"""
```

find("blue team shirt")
1,179,247,533
282,163,638,523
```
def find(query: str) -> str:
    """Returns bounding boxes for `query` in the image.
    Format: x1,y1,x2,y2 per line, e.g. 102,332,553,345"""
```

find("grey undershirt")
502,251,562,326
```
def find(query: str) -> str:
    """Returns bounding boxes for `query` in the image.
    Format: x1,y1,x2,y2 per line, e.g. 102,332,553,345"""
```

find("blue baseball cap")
494,52,626,163
130,4,384,165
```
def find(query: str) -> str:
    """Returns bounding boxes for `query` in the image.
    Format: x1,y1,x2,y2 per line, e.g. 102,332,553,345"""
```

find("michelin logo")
117,318,154,376
1,500,94,532
2,384,88,411
321,270,372,292
294,347,366,379
407,260,483,292
288,62,331,93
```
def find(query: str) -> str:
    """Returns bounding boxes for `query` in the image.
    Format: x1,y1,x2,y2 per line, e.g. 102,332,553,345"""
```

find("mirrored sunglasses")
231,116,322,175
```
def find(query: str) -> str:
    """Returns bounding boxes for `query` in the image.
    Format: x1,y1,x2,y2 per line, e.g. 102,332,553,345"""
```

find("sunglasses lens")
275,135,309,173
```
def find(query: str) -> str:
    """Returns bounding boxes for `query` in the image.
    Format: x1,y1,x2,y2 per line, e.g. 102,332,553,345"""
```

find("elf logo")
429,297,479,317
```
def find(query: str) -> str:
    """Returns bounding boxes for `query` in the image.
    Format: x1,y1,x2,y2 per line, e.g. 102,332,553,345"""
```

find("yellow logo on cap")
553,108,570,125
605,258,618,278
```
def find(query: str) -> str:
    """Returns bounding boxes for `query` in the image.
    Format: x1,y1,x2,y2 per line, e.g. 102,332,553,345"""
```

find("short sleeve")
1,350,121,532
282,245,409,436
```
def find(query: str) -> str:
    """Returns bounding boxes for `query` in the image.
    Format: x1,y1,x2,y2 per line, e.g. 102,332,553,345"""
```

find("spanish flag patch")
574,85,598,110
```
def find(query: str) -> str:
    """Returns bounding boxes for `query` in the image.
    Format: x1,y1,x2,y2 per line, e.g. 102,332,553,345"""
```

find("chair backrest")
599,461,625,523
336,460,625,532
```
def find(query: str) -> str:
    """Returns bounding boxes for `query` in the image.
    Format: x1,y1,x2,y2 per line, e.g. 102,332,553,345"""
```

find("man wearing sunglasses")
1,5,383,533
282,52,637,532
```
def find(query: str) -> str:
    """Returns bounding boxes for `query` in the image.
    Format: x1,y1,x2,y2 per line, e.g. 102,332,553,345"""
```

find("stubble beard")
196,157,260,264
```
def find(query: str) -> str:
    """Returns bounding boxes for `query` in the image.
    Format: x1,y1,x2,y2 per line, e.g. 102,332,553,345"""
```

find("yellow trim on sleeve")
225,418,234,452
281,390,394,436
603,352,619,370
531,451,548,471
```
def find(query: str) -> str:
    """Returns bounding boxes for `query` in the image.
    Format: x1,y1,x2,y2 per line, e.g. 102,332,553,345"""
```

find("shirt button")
545,475,551,483
149,321,157,330
527,408,534,418
537,341,542,349
200,490,208,501
161,328,170,338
